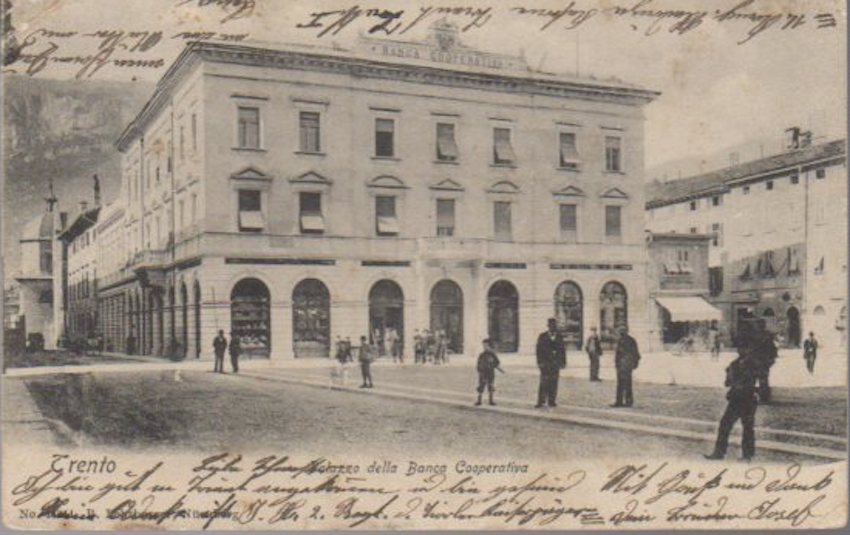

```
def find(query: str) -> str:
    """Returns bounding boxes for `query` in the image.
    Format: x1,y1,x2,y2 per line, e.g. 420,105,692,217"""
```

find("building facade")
646,139,847,352
99,27,659,361
57,203,100,346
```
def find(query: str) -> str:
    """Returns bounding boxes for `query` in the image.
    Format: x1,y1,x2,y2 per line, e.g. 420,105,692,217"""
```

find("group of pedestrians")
212,329,241,373
413,329,449,365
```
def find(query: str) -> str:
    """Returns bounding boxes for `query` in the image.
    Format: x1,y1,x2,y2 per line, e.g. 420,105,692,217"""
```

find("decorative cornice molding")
429,178,465,191
368,175,409,189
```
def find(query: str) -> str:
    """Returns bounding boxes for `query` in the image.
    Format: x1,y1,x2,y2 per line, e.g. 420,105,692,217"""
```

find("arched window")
813,305,826,316
488,281,519,352
599,282,627,348
231,278,271,358
554,281,583,349
430,280,464,353
292,279,331,358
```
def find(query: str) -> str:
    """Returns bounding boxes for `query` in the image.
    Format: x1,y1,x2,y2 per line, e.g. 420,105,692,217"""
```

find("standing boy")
358,335,374,388
475,339,504,406
584,327,603,382
229,333,241,373
212,330,227,373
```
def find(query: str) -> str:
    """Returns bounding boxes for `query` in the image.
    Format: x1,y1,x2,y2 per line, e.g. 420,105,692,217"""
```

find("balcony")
130,249,169,288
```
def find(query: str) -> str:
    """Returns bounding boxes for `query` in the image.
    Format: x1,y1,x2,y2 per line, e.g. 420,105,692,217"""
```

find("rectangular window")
605,206,622,239
559,203,577,242
766,180,774,190
605,136,622,172
179,126,185,161
816,168,826,179
375,195,399,236
689,200,697,211
743,185,750,195
238,189,263,232
790,173,799,185
237,107,260,149
711,222,723,247
493,127,516,164
299,111,321,153
559,132,580,169
191,113,198,152
436,198,456,236
494,201,512,241
709,267,724,296
436,123,458,161
375,118,395,157
299,192,324,234
712,195,721,206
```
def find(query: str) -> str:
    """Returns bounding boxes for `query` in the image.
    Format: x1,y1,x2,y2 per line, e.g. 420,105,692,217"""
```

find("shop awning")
656,296,722,322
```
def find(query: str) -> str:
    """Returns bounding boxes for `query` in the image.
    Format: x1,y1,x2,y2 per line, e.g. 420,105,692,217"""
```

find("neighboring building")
57,202,101,345
14,194,65,349
646,138,847,352
646,232,721,351
95,201,127,352
101,25,659,361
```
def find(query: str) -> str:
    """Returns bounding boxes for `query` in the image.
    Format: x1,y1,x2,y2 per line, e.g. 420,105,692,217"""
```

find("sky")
5,0,847,174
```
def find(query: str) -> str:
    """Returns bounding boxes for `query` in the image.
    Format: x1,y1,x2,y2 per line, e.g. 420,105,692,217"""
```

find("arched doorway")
430,280,463,353
369,280,404,352
488,280,519,353
193,281,201,359
292,279,331,358
786,306,800,348
599,281,627,349
231,278,271,358
554,281,583,350
180,283,189,358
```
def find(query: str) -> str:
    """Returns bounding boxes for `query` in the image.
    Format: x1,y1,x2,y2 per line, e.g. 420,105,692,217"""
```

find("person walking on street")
704,348,759,461
804,331,819,374
386,328,400,363
612,327,640,407
229,333,241,373
212,330,227,373
584,327,603,382
535,318,567,408
358,335,374,388
475,339,504,406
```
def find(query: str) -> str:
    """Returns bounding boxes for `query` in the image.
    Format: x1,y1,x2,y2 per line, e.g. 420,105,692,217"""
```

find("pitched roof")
646,139,846,208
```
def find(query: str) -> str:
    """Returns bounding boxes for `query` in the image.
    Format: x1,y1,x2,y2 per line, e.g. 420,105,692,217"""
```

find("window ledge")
232,147,267,153
604,170,626,175
434,159,459,165
295,151,326,156
372,156,401,162
557,166,581,173
490,163,517,169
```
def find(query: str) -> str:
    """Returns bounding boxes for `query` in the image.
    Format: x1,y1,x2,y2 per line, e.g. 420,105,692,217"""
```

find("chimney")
79,201,88,213
93,174,101,207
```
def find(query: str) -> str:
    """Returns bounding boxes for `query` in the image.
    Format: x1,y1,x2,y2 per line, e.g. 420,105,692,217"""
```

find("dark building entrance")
488,280,519,353
599,281,627,349
786,306,801,348
430,279,464,353
230,278,271,358
554,281,583,350
369,280,404,351
292,278,331,358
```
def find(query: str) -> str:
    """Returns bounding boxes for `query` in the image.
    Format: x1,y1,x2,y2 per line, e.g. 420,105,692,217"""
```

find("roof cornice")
116,41,660,151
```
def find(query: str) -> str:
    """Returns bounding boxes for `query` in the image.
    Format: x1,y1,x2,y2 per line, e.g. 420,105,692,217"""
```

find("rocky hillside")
3,75,153,278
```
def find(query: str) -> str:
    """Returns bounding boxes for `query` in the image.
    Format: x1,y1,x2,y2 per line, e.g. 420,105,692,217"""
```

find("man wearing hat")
584,326,603,382
535,318,567,408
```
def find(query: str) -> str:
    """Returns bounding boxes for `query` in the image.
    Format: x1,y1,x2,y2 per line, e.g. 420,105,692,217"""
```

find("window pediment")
368,175,409,189
552,185,586,197
231,166,271,182
290,171,333,185
429,178,464,191
601,187,629,199
487,180,521,194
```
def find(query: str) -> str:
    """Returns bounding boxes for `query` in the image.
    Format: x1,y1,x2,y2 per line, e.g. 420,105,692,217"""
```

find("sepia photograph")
1,0,847,529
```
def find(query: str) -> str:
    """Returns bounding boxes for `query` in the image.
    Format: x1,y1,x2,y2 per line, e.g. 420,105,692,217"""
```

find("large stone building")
97,26,659,361
646,138,847,352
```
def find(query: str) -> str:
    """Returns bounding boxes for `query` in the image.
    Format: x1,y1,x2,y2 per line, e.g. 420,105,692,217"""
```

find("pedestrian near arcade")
358,335,374,388
584,327,603,382
612,327,640,407
229,333,241,373
475,338,504,406
535,318,567,408
705,347,759,461
803,331,819,374
212,329,227,374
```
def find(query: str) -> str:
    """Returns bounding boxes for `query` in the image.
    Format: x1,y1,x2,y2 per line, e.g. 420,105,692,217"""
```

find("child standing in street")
358,335,374,388
475,339,504,406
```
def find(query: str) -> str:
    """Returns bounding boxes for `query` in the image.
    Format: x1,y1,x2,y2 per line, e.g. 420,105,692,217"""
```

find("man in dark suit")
584,326,603,382
535,318,567,408
212,330,227,373
751,320,777,403
612,327,640,407
705,348,759,461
